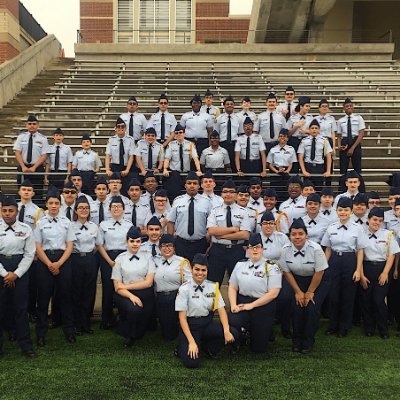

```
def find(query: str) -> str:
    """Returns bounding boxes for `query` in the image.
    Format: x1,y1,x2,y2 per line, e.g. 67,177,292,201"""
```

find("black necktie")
246,137,250,161
356,219,363,224
129,114,134,137
131,204,137,226
130,255,139,261
19,205,25,222
350,195,355,200
5,225,14,232
294,251,305,257
27,134,33,164
309,219,317,225
99,202,104,223
148,144,153,169
188,197,195,236
311,137,316,161
179,144,184,172
244,112,248,116
161,113,166,141
150,195,155,214
291,198,297,204
151,243,157,257
369,233,377,239
195,285,203,292
114,221,121,226
119,138,125,166
286,103,291,121
163,259,170,265
226,205,232,227
54,145,60,171
338,225,348,230
206,107,210,114
347,116,352,144
265,238,273,244
252,200,260,206
270,112,275,140
51,218,58,223
80,224,88,230
323,210,330,216
227,115,232,142
66,206,72,220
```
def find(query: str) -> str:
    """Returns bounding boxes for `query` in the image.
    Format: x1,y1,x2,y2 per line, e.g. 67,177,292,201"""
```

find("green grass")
1,321,400,400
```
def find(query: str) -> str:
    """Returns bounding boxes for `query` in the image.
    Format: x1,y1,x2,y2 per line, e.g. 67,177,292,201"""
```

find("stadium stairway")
1,57,400,199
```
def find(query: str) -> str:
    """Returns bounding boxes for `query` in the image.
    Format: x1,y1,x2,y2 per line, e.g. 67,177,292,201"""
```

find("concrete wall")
74,42,394,62
322,0,353,43
0,34,61,108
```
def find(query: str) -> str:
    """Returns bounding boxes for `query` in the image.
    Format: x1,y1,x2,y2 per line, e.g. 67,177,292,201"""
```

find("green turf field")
1,321,399,400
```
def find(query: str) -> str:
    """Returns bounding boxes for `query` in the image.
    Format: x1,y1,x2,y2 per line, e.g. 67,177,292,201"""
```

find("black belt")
1,254,24,259
305,162,323,167
213,242,243,249
364,260,386,266
333,251,355,257
45,249,64,255
72,251,94,257
157,290,178,296
50,169,67,173
176,236,204,243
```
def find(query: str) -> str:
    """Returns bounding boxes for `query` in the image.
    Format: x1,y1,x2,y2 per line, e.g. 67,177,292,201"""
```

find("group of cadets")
1,88,398,369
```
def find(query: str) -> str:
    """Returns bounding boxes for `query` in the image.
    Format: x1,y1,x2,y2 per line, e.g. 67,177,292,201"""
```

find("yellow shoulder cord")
253,209,259,232
264,261,270,276
276,212,288,233
189,141,193,160
34,208,44,224
179,258,189,284
387,231,394,258
323,138,328,157
213,282,220,312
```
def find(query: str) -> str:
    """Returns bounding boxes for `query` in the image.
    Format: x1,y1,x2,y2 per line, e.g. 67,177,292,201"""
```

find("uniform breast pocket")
259,119,267,128
215,215,226,226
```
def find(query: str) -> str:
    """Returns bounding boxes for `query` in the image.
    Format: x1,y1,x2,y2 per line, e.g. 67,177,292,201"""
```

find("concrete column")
170,0,176,44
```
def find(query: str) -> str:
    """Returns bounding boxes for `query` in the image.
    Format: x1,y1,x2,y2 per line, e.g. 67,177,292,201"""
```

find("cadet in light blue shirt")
301,194,330,244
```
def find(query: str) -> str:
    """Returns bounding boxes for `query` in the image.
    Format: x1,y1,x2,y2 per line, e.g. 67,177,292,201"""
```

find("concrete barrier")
0,35,62,108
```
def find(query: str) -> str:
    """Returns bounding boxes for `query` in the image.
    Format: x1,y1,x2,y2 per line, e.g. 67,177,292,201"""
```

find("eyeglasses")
261,221,275,226
155,199,167,202
285,92,295,96
63,190,77,195
116,124,125,129
248,244,263,250
159,102,168,105
161,243,174,249
128,102,137,105
368,200,380,205
111,204,123,209
221,190,236,194
77,206,90,211
27,122,37,125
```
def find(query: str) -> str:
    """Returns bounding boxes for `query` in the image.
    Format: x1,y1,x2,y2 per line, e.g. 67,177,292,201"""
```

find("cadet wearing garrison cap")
141,216,162,256
255,92,287,154
298,119,333,192
337,97,365,175
207,180,251,286
96,196,133,329
167,172,212,263
46,127,73,191
201,171,223,208
351,193,369,227
147,94,177,148
180,94,214,156
119,96,148,141
175,253,238,368
200,88,220,121
235,117,267,176
384,187,400,229
228,233,282,353
199,131,230,173
135,127,164,175
279,175,307,224
152,234,191,340
279,218,330,353
111,226,155,348
319,187,338,223
333,170,362,208
301,194,330,244
34,188,77,346
215,96,241,172
237,96,257,134
321,196,369,337
0,195,36,357
276,86,298,121
361,207,400,338
13,115,49,202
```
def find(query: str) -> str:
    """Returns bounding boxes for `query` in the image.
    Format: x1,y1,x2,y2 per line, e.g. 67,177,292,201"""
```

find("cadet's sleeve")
95,152,102,168
206,208,217,229
175,284,189,311
297,139,305,154
190,144,198,159
336,119,343,135
40,137,50,155
234,140,240,152
14,230,35,278
66,222,77,242
72,153,78,167
147,256,156,275
240,210,252,232
229,263,240,287
183,259,192,282
259,138,266,152
13,135,22,151
253,115,260,132
216,283,225,308
167,205,177,223
290,148,298,163
96,224,105,246
331,118,337,132
0,262,8,277
223,148,230,165
266,150,273,164
111,255,123,281
214,116,221,133
67,146,74,163
170,115,177,133
314,245,329,272
164,145,172,160
199,149,206,165
180,115,187,128
158,146,164,162
356,227,369,249
206,115,213,129
320,229,331,248
325,140,333,154
388,233,400,256
129,141,138,157
34,223,42,244
267,265,282,289
358,115,366,131
140,114,148,130
105,139,112,155
278,255,290,273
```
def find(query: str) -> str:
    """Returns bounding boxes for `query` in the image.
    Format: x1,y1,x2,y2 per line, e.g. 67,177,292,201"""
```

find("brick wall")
0,41,19,63
80,0,113,43
196,2,229,18
0,0,18,18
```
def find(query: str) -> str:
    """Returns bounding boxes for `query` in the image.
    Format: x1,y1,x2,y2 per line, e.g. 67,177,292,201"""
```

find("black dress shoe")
365,332,374,337
66,334,76,344
292,346,301,353
325,329,337,336
23,349,36,358
173,346,179,357
82,328,94,334
337,330,348,338
50,321,62,329
380,333,389,339
230,342,240,355
301,347,313,354
74,329,82,336
8,333,16,342
282,330,292,339
123,338,134,348
29,313,38,323
203,348,218,360
37,337,46,347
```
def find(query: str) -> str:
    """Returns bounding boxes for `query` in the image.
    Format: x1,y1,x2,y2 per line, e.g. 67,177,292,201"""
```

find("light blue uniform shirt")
301,214,331,244
71,220,98,253
96,219,132,251
180,111,213,139
34,215,76,250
